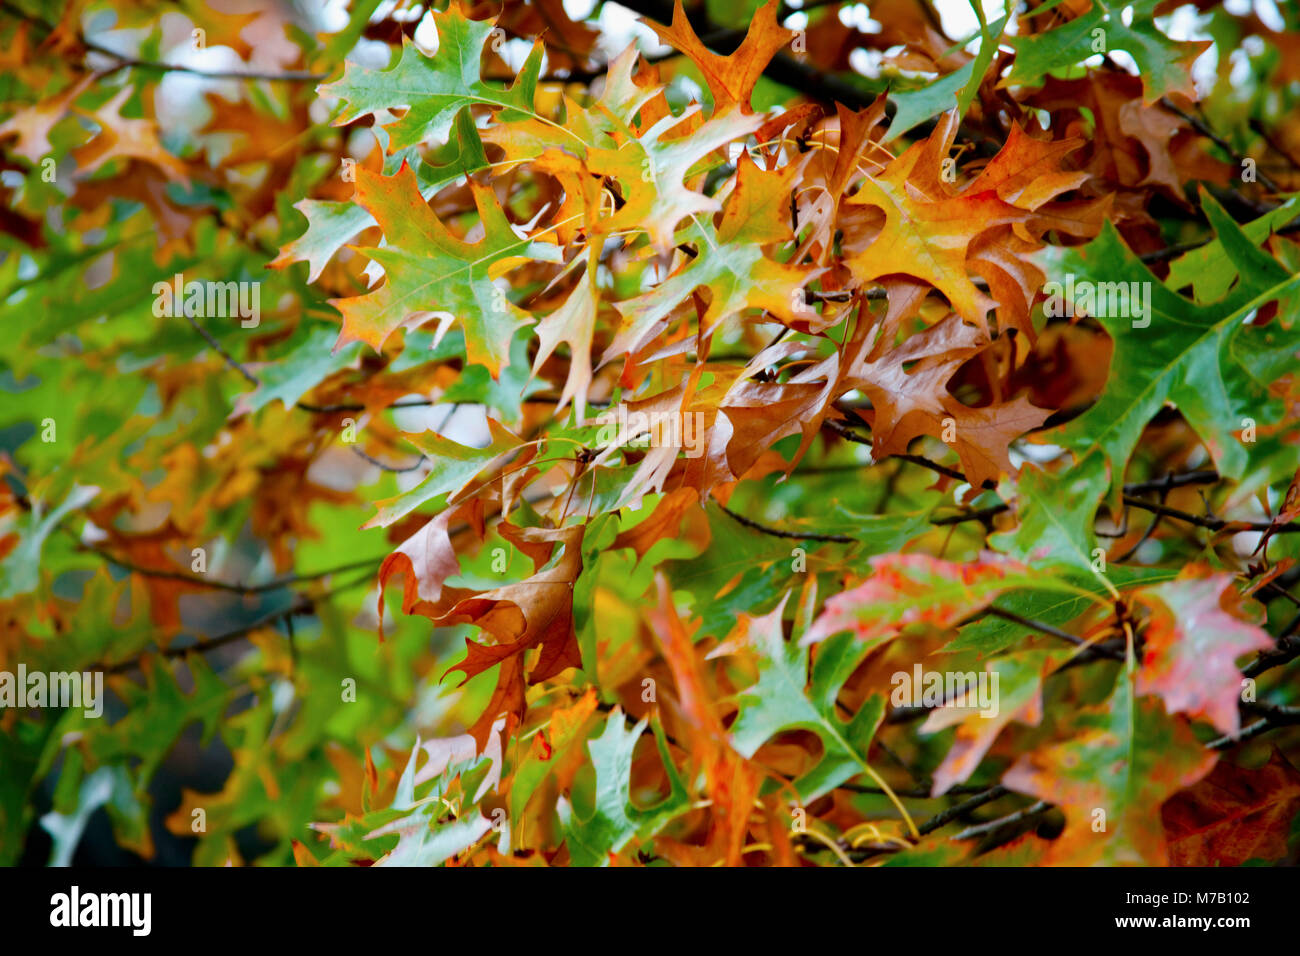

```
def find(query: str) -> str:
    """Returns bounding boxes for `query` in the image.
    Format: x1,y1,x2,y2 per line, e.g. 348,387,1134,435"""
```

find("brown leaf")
645,0,793,115
1163,750,1300,866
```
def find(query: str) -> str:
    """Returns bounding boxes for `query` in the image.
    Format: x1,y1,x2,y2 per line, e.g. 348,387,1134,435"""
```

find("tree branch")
718,501,855,542
950,800,1052,842
101,599,311,675
89,543,384,595
917,785,1011,836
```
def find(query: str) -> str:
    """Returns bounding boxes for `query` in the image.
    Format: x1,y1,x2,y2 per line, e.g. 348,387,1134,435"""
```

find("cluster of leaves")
2,0,1300,867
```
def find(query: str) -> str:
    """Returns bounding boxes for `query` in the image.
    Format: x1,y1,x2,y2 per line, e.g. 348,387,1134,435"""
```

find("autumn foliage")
2,0,1300,868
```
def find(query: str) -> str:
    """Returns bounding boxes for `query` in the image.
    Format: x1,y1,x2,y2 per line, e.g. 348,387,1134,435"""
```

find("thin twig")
1122,495,1300,534
101,599,310,675
90,543,384,594
1122,470,1220,494
1209,705,1300,749
918,785,1010,836
838,782,991,797
84,40,330,83
984,606,1123,658
930,504,1009,526
950,800,1052,842
1160,97,1281,193
350,446,428,473
823,420,969,483
718,502,855,542
1242,615,1300,679
184,312,260,388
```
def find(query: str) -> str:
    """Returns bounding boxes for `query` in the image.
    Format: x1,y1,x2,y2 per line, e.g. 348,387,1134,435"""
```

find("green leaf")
728,599,886,802
438,331,543,425
957,12,1006,118
40,766,115,867
318,9,543,151
1165,197,1300,302
272,109,489,283
330,160,560,372
944,565,1178,657
1005,0,1207,103
607,217,817,358
991,459,1111,573
235,325,363,413
371,739,495,866
364,417,520,528
885,14,1007,140
0,483,97,598
86,656,231,787
561,711,690,866
1045,190,1300,516
887,63,974,142
1004,666,1217,864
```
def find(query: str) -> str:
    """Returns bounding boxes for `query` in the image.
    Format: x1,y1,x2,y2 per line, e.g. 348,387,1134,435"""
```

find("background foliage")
2,0,1300,867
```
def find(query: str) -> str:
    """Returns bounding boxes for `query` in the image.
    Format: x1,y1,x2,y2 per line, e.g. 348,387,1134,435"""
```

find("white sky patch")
1015,442,1065,464
378,0,423,25
564,0,599,21
1109,50,1140,74
413,10,440,51
1227,47,1252,89
498,37,538,73
1231,532,1262,557
840,3,883,34
595,2,671,60
934,0,1008,42
850,47,884,78
1256,0,1285,32
1157,5,1218,95
347,37,396,68
317,0,351,33
677,75,705,103
394,401,490,449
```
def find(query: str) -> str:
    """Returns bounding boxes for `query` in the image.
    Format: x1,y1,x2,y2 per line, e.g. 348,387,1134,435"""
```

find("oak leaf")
644,0,793,115
1162,749,1300,866
1135,575,1273,736
330,161,553,374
